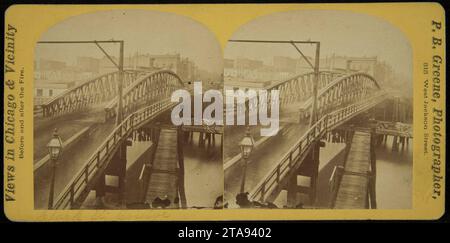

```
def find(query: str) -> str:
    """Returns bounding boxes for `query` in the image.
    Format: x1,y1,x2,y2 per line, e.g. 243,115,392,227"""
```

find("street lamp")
239,126,255,193
47,128,63,209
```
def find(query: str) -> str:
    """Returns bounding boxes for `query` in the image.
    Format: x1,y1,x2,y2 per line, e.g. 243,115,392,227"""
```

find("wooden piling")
392,136,398,151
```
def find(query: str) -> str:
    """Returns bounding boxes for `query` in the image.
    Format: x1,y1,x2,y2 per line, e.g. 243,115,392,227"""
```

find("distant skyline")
35,9,223,75
224,54,380,67
225,10,412,82
35,9,412,84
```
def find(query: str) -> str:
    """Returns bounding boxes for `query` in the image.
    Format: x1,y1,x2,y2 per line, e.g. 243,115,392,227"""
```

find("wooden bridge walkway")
145,128,183,208
334,131,374,209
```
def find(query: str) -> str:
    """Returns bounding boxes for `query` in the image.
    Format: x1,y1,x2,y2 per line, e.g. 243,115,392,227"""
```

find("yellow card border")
3,3,446,221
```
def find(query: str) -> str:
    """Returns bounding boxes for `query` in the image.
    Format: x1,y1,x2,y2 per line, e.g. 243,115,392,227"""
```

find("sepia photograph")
33,9,224,210
32,8,415,211
223,10,413,209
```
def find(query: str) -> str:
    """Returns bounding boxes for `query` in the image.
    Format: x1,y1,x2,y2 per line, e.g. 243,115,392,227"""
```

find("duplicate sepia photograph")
223,10,413,209
32,8,414,211
3,2,446,223
33,9,224,210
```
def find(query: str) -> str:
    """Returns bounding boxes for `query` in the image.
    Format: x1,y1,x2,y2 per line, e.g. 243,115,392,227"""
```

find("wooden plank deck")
334,131,371,209
145,128,180,208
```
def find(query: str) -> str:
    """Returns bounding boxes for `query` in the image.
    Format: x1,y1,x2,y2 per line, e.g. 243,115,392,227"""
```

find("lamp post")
239,126,255,193
47,128,63,209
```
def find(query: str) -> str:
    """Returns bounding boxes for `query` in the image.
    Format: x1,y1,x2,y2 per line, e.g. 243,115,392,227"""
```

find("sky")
35,9,412,83
225,10,412,82
35,9,223,74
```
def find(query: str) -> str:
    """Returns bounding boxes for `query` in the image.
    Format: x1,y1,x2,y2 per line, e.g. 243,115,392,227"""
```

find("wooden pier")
333,131,376,209
144,128,186,208
340,120,412,152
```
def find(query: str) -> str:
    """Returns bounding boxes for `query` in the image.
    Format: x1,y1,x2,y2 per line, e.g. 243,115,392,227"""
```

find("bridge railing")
104,69,184,121
265,71,345,106
266,70,343,91
41,70,140,118
249,91,387,203
52,98,176,209
298,72,381,121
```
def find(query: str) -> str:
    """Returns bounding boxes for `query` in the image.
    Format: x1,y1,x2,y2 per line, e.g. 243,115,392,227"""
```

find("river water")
89,129,411,210
126,133,223,208
83,132,223,209
182,133,223,208
265,133,412,209
373,136,412,209
315,135,413,209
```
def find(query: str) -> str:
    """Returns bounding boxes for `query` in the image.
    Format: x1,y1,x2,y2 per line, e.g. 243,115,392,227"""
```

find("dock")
334,131,375,209
145,128,183,208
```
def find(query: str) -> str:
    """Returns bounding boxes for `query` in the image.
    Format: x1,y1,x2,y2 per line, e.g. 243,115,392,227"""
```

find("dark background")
1,0,448,239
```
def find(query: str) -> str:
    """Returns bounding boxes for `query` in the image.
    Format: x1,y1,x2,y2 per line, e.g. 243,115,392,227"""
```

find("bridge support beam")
286,141,321,208
199,132,205,147
368,128,377,209
177,127,188,209
95,173,106,204
94,141,129,207
392,136,399,151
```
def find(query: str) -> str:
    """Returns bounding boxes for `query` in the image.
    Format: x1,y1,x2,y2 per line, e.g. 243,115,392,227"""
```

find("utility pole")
308,42,321,206
116,41,124,125
309,42,320,126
